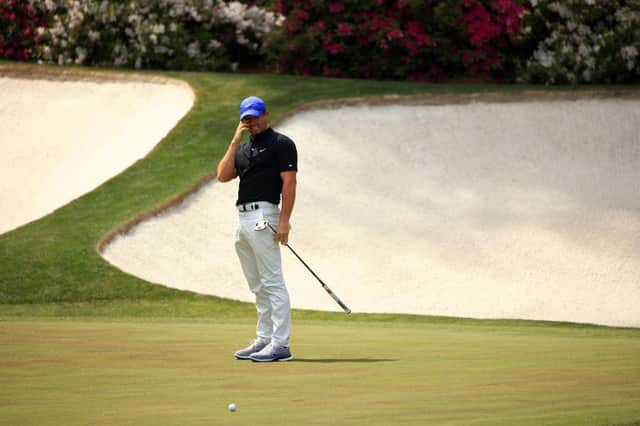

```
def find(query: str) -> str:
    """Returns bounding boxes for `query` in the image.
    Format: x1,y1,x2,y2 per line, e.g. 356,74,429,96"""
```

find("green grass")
1,61,640,425
1,320,639,426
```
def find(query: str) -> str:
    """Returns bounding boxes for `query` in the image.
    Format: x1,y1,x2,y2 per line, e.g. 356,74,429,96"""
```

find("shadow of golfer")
292,358,397,363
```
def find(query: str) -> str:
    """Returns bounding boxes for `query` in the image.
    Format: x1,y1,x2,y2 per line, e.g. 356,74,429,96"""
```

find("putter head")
254,220,269,231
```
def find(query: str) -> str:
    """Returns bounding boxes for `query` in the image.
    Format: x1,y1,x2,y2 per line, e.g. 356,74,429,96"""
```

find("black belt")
237,202,260,212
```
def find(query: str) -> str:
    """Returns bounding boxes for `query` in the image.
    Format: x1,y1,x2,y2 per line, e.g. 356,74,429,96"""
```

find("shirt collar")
250,127,274,145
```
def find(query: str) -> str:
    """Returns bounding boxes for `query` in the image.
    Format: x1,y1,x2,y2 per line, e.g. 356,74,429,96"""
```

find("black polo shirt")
234,128,297,205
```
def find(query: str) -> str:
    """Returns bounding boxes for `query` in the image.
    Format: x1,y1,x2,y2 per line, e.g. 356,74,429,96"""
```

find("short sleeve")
277,135,298,173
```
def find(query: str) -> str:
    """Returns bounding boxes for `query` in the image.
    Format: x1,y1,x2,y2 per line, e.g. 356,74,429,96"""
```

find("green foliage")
516,0,640,84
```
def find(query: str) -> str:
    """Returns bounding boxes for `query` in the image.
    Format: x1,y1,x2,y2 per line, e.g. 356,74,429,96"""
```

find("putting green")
2,320,639,425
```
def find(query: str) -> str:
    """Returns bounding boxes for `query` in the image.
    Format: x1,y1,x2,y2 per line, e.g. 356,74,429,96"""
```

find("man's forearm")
218,122,248,182
216,143,238,182
280,179,296,224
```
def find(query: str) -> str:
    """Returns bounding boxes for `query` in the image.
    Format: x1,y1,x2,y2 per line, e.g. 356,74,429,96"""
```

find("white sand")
102,97,640,328
0,76,194,234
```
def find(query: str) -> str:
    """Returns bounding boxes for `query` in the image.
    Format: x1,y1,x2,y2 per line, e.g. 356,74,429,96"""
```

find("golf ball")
228,403,237,412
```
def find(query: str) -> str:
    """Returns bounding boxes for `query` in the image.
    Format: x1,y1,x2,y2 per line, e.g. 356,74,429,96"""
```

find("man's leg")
262,282,291,347
248,215,291,348
235,223,273,343
254,290,274,342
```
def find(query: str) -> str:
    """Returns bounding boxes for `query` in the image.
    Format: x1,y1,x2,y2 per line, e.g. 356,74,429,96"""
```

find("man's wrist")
278,218,291,229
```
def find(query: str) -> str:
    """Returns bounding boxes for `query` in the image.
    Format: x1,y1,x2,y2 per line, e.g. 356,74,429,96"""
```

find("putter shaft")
267,223,351,314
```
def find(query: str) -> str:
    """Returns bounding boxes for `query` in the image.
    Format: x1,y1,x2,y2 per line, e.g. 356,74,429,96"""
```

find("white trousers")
234,202,291,347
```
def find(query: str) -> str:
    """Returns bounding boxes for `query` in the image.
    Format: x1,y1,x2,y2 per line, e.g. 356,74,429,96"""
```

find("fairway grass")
2,319,640,426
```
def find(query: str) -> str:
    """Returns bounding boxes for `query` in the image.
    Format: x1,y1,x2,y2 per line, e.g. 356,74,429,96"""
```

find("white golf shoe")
234,339,270,360
249,342,293,362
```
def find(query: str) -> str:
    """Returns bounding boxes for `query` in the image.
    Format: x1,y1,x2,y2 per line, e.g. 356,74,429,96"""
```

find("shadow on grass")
293,358,397,363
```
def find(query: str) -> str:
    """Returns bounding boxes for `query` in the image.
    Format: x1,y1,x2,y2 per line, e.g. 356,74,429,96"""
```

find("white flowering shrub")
516,0,640,84
31,0,282,70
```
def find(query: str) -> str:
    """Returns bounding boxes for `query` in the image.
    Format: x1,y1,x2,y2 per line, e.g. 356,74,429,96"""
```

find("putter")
254,220,352,314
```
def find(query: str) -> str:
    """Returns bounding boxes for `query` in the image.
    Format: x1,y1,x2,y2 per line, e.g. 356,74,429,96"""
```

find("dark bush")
0,0,47,61
264,0,527,82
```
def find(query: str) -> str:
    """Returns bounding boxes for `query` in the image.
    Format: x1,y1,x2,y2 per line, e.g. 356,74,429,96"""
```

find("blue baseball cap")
239,96,266,120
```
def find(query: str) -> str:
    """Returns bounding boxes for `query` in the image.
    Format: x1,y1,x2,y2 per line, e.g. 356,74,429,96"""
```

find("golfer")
216,96,297,362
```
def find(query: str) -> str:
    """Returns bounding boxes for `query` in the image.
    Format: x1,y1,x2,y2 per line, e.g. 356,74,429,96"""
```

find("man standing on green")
216,96,298,362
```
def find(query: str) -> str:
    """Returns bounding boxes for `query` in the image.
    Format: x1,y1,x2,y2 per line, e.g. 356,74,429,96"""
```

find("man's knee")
262,283,290,305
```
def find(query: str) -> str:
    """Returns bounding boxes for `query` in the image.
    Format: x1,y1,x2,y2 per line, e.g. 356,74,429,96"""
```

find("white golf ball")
228,403,237,412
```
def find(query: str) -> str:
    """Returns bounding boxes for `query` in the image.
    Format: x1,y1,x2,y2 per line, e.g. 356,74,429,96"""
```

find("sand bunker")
0,75,194,234
102,96,640,327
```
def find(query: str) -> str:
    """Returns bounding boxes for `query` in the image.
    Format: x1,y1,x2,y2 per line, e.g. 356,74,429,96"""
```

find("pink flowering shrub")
0,0,47,61
265,0,527,81
460,0,526,75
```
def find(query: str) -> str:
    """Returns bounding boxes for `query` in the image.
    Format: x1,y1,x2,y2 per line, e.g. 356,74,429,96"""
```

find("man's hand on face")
275,220,290,245
232,120,249,145
241,113,269,137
